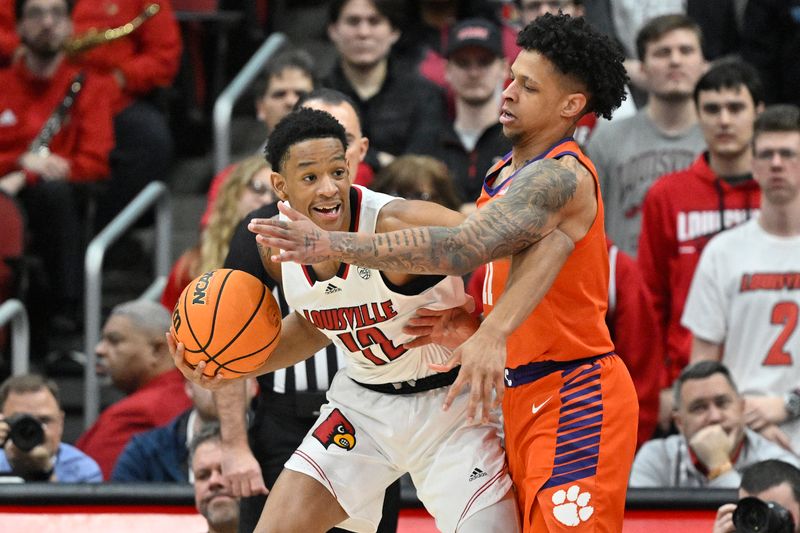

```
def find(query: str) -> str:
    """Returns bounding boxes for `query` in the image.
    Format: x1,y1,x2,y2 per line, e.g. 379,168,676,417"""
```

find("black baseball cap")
445,18,503,58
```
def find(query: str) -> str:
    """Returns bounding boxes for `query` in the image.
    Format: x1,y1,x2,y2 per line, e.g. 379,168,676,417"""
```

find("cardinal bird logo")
312,408,356,450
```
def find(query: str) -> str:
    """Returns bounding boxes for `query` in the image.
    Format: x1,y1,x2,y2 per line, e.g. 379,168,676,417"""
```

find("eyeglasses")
754,149,800,162
23,6,69,21
246,180,273,196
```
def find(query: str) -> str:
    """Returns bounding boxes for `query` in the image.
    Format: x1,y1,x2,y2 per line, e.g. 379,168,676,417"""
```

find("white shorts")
284,371,512,533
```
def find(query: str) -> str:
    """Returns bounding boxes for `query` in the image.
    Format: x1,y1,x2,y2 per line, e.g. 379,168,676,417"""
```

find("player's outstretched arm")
250,158,577,274
431,229,575,423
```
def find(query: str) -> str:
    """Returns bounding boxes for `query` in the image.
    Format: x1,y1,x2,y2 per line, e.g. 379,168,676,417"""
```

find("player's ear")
271,171,289,201
561,92,588,120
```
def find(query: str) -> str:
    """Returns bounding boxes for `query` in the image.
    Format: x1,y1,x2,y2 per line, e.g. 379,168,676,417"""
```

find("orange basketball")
170,268,282,378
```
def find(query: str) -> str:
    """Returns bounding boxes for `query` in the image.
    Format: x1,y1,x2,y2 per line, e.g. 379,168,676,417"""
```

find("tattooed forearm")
328,159,578,275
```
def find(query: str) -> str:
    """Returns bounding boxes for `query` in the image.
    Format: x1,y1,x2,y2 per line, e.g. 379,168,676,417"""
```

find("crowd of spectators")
0,0,799,530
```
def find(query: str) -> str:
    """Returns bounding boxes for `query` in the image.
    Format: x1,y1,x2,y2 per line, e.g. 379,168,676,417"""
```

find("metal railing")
0,299,29,376
83,181,171,428
213,32,286,174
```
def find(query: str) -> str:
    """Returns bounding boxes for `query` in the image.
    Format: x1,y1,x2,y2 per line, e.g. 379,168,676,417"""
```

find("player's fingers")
441,375,467,412
465,374,485,424
493,372,505,410
428,350,461,373
413,307,449,317
277,200,306,221
249,474,269,495
402,334,433,349
404,314,442,327
480,377,494,424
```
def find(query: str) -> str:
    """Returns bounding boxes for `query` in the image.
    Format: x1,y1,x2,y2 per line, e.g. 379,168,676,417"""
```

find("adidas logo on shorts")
469,467,488,482
324,283,342,294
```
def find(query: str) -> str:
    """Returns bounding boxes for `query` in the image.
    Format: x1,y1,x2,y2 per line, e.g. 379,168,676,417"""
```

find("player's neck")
646,97,697,136
510,126,574,170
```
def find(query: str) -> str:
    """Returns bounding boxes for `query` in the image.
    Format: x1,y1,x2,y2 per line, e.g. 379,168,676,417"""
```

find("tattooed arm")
250,158,581,275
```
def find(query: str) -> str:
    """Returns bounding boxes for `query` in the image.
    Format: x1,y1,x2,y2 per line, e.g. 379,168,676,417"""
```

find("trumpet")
64,3,161,56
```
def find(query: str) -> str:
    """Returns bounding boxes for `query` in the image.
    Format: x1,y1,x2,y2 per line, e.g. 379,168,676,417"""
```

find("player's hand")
166,332,228,391
249,202,333,264
712,503,737,533
221,444,268,498
744,395,787,429
758,423,794,452
430,323,506,424
402,303,478,350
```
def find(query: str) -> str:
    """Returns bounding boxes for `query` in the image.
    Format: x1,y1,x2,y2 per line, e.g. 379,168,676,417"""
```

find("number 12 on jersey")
337,327,408,365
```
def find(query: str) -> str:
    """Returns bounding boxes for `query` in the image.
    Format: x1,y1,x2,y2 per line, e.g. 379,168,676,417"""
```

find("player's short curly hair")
266,108,348,173
517,13,627,120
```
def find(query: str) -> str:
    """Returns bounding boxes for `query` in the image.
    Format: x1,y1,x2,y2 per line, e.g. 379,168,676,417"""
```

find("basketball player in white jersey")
170,107,521,533
683,104,800,453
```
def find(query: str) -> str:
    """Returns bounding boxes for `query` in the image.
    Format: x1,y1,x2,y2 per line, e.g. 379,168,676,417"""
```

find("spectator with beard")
191,424,240,533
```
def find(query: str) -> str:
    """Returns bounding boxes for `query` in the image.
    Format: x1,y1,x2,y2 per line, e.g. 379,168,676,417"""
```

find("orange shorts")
503,353,638,532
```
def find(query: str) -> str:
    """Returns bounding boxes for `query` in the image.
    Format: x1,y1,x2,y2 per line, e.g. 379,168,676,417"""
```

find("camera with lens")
733,496,795,533
2,414,45,452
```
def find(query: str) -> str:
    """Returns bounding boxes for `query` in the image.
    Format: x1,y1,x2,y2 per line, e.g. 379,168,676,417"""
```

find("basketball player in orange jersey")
251,13,639,532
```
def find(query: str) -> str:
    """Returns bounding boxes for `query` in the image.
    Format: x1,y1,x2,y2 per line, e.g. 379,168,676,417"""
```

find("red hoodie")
638,153,761,385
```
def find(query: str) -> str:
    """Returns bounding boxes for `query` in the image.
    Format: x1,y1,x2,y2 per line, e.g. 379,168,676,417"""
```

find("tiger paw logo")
552,485,594,526
312,408,356,450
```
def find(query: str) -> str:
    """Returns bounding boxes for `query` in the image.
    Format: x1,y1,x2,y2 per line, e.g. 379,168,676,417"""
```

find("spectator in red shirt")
0,2,18,65
638,59,764,431
76,299,191,479
70,0,181,228
0,0,115,336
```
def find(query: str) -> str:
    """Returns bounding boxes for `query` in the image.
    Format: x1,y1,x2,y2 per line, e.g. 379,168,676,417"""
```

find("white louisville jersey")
281,186,469,385
682,219,800,445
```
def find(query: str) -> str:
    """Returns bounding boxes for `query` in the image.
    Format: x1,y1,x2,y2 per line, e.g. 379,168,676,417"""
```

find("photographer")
0,374,101,482
714,460,800,533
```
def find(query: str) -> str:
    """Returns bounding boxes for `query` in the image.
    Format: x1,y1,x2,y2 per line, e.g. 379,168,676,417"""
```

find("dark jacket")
110,408,192,482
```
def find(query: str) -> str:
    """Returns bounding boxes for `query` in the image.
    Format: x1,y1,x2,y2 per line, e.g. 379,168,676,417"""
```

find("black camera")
3,414,45,452
733,496,795,533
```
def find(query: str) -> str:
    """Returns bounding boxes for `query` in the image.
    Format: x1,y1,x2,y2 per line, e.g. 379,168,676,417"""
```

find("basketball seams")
175,268,282,378
214,320,283,374
203,269,235,352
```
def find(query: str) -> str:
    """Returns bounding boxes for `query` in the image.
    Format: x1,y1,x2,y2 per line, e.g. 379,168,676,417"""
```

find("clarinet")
28,71,86,157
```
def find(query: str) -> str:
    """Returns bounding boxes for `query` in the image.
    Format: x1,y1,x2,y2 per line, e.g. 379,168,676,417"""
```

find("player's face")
18,0,72,58
95,315,158,394
272,137,351,232
753,131,800,206
697,86,760,160
192,441,238,530
301,100,368,181
328,0,399,69
256,68,314,135
446,46,506,107
740,483,800,532
674,373,745,447
2,389,64,458
642,29,706,102
501,50,582,145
